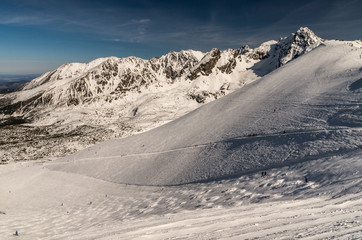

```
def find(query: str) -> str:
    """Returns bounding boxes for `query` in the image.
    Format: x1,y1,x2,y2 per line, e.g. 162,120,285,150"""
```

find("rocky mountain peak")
295,27,323,42
238,27,323,68
188,48,221,80
239,45,251,55
247,40,278,60
275,27,323,66
155,50,204,80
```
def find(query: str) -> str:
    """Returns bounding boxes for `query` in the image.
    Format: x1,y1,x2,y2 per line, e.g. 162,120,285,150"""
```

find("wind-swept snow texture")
1,147,361,239
50,40,362,185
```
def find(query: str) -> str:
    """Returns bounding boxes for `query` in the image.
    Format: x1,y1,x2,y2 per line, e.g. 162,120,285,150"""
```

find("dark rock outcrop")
188,48,221,80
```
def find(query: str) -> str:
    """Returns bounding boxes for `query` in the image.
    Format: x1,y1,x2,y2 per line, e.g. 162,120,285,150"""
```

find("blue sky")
0,0,361,75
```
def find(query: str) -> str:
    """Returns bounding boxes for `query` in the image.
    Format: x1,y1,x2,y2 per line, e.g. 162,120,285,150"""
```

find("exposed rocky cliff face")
241,27,323,69
188,48,222,80
152,50,202,80
276,27,323,66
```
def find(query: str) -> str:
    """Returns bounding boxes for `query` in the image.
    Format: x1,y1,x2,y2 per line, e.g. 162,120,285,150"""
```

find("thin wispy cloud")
0,1,152,43
0,0,361,74
0,15,58,26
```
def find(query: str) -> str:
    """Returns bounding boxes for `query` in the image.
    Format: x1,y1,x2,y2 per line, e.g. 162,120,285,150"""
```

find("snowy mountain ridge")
0,27,326,162
11,27,322,111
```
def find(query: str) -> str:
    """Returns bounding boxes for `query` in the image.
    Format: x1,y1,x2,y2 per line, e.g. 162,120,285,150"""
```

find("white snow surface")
0,32,361,240
49,40,362,186
0,147,361,239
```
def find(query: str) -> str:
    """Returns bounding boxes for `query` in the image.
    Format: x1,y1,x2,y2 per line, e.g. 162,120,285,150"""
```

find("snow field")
0,150,361,239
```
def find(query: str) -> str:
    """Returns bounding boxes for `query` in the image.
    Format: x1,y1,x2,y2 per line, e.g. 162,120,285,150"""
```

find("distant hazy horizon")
0,73,40,82
0,74,39,92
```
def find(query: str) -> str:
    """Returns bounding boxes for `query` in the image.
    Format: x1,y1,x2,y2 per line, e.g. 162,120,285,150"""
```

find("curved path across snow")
49,41,362,185
48,126,358,162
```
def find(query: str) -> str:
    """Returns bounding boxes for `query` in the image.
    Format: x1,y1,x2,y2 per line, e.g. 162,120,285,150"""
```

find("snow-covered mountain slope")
49,39,362,185
0,143,361,239
0,27,324,162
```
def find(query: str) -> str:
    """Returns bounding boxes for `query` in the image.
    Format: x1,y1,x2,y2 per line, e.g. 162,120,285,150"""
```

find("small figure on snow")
14,230,18,236
304,176,308,183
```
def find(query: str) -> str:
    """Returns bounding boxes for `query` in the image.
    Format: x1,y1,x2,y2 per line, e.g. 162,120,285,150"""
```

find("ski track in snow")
53,126,360,163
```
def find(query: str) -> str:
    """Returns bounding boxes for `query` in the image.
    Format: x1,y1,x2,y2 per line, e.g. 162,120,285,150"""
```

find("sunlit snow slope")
0,27,324,162
49,40,362,185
